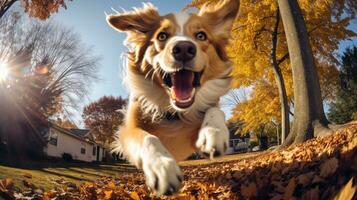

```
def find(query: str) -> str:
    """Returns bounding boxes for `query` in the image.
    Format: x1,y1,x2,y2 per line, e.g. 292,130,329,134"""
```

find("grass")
0,152,261,191
0,159,137,191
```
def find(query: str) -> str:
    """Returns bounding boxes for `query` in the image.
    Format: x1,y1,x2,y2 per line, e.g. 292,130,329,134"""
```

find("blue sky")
12,0,357,125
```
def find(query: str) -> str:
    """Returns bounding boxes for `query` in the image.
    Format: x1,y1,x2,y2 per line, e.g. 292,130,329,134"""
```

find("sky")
11,0,357,126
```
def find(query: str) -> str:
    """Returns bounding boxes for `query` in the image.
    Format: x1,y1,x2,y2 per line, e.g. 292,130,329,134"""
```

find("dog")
107,0,239,195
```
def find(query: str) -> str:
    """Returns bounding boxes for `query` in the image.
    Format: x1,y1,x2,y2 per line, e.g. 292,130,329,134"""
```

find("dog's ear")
107,3,160,34
199,0,239,45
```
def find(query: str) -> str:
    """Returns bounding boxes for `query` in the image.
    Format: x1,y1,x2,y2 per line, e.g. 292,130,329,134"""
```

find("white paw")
141,136,183,195
196,107,229,158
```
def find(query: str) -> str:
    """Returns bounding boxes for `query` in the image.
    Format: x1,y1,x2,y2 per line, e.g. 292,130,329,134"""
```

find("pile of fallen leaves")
1,123,356,200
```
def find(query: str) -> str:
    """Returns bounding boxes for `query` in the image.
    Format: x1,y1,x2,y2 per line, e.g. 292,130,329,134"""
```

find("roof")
69,129,91,138
49,123,95,144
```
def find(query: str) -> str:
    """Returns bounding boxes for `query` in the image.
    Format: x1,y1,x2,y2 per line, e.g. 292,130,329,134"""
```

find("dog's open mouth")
163,69,201,109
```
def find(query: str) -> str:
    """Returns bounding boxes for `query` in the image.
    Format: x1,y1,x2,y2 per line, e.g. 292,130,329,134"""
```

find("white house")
43,124,105,162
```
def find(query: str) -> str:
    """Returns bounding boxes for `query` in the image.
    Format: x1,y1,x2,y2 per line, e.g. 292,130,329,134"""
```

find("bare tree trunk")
271,8,290,144
277,0,331,146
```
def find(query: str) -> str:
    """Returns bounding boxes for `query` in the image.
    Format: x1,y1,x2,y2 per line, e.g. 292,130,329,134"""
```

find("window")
49,131,58,146
80,147,86,154
92,146,96,156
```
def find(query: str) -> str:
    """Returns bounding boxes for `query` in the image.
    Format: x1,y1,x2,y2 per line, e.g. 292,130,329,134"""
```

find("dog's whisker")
145,68,154,79
111,7,120,14
152,67,161,82
119,6,127,13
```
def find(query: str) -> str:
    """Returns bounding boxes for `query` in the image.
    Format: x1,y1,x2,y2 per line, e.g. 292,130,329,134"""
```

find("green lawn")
0,159,138,191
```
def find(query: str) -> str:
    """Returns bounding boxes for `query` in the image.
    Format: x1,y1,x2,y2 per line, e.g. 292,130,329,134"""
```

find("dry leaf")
333,178,356,200
297,172,314,185
131,191,140,200
104,190,113,200
301,186,319,200
241,182,257,199
176,194,194,200
283,178,296,200
320,157,339,178
270,194,283,200
0,178,13,192
107,181,116,190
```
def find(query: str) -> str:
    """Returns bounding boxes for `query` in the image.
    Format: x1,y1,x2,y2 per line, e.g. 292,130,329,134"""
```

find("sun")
0,61,9,82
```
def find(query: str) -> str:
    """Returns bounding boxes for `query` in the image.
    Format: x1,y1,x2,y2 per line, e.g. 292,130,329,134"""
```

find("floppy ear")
106,3,160,34
199,0,239,44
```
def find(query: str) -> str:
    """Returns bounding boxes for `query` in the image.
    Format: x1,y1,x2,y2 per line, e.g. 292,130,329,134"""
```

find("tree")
82,96,127,146
328,47,357,124
0,12,99,157
188,0,356,145
0,0,72,19
277,0,331,145
54,117,78,128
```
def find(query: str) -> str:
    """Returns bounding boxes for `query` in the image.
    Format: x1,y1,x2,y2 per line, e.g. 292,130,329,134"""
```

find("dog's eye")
157,32,168,41
195,31,207,41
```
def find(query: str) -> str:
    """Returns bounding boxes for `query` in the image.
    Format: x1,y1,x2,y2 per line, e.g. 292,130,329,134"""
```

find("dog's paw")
196,107,229,158
141,136,183,195
196,126,229,158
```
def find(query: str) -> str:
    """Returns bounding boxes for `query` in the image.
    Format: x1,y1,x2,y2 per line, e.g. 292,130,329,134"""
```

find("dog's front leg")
196,107,229,158
124,129,183,195
116,103,183,195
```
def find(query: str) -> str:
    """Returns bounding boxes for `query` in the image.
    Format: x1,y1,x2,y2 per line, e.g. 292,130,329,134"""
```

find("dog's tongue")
171,70,194,101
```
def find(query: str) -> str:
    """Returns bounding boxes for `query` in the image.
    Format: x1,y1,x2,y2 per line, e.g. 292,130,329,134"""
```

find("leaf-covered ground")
1,123,356,200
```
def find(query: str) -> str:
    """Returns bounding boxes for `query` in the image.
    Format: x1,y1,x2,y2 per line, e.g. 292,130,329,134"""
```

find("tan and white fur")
107,0,239,195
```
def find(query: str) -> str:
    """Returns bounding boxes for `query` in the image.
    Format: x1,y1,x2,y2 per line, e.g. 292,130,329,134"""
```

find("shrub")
249,141,259,148
62,153,73,162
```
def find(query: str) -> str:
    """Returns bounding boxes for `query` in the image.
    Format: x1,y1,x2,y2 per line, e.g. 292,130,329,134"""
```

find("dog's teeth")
173,88,195,103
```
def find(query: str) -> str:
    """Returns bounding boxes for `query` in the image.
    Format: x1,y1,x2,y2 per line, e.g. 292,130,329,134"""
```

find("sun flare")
0,61,9,82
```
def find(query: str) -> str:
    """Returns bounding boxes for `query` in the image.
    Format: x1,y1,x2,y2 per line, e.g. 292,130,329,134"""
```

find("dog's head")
107,0,239,111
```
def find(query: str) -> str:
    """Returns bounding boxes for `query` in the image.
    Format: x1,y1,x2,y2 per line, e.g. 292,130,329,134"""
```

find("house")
43,124,105,162
227,122,250,154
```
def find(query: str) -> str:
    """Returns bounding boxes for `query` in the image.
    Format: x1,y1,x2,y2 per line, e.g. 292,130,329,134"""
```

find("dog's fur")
107,0,239,195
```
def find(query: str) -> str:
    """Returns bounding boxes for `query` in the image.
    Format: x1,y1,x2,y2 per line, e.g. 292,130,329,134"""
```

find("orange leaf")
0,178,13,192
107,181,116,190
333,178,356,200
130,191,140,200
104,190,113,200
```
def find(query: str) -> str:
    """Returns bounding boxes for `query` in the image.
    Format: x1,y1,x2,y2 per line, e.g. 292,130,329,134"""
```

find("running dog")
107,0,239,195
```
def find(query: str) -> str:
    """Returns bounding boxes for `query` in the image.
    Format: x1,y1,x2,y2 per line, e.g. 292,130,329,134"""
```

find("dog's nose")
172,41,196,62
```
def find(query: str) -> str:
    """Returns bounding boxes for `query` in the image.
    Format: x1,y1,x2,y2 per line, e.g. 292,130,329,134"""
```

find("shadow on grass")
38,168,93,182
0,157,139,175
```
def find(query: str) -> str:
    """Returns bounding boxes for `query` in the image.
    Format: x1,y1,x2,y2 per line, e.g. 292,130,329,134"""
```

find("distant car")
268,145,279,150
252,146,260,152
234,141,249,153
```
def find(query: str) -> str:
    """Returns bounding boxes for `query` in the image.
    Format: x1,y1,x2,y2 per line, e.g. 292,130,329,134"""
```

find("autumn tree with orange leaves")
0,0,72,19
82,96,127,146
189,0,356,145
